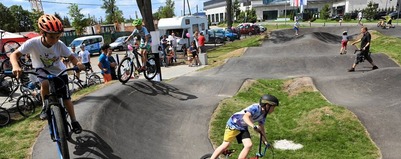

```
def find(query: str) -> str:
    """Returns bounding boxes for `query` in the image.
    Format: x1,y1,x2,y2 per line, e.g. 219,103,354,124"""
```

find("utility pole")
285,0,287,25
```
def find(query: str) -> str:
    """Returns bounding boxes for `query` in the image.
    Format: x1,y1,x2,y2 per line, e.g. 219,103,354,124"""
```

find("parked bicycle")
0,71,35,117
6,67,80,158
68,69,101,93
0,30,31,73
200,133,273,159
117,44,159,84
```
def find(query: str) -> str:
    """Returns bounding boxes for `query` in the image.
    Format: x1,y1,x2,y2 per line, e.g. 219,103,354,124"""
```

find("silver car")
110,36,129,51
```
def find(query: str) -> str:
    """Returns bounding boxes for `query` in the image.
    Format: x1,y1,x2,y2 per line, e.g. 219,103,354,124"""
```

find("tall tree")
68,4,88,35
9,5,29,32
62,16,71,28
29,10,44,32
136,0,155,31
233,0,240,21
0,4,16,32
101,0,124,24
159,0,175,18
226,0,233,28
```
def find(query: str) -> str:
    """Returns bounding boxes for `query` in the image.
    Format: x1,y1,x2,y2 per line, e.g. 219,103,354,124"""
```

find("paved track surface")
32,26,401,159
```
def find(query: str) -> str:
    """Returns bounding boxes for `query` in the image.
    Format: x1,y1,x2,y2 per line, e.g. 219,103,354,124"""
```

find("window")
201,23,205,30
216,14,219,22
193,24,199,33
220,13,224,22
185,19,190,25
211,15,215,22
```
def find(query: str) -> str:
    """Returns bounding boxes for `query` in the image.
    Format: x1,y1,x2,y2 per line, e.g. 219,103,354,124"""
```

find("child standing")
294,21,300,36
340,31,349,55
98,44,112,83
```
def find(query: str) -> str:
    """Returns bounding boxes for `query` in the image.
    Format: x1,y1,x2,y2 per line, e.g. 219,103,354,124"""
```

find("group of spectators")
187,30,206,67
66,43,117,84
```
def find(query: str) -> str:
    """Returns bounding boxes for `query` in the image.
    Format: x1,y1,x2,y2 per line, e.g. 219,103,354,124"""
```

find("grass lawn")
209,79,380,159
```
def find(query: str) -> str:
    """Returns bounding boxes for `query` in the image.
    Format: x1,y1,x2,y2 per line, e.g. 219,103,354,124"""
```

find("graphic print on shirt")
40,52,59,67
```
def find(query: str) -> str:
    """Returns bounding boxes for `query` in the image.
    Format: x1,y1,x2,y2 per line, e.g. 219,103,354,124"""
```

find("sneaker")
39,108,47,120
71,121,82,134
348,68,355,72
372,66,379,70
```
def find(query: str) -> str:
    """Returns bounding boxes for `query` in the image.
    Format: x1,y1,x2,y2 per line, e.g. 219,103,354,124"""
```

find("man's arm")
68,54,85,70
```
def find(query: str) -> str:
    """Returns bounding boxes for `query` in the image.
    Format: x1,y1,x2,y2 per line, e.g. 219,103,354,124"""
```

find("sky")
1,0,207,21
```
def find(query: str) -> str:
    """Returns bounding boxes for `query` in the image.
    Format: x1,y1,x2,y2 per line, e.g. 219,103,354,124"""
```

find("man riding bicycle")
9,14,85,134
209,94,279,159
124,19,152,71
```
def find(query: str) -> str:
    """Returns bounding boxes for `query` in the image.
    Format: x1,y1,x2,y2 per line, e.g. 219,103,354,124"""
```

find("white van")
69,35,104,55
158,16,209,52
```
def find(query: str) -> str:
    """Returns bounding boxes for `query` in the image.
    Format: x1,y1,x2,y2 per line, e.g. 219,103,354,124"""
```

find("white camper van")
158,16,209,52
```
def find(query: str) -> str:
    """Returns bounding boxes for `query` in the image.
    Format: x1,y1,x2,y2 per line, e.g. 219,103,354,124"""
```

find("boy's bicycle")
200,133,274,159
117,44,158,84
68,69,101,93
6,67,80,158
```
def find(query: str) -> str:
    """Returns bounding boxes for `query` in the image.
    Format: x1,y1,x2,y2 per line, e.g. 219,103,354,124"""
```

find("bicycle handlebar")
4,67,79,80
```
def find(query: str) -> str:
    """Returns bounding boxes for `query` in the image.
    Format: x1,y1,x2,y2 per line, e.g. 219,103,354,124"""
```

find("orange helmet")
37,14,64,33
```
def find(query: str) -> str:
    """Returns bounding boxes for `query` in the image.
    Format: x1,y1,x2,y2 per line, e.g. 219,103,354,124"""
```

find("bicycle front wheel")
117,57,133,84
0,107,10,126
144,57,158,80
51,105,70,159
87,74,101,86
16,95,35,117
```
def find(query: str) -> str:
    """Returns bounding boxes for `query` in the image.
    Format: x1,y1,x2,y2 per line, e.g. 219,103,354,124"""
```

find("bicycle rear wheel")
51,105,70,159
200,153,212,159
16,94,35,117
87,74,101,86
144,57,158,80
0,107,10,126
117,57,133,84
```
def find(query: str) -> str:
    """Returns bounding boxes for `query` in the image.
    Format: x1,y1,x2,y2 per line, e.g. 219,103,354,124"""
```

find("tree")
63,16,71,28
68,4,88,35
9,5,28,32
364,1,378,21
101,0,124,24
0,4,16,32
151,0,175,20
226,0,233,28
320,3,330,21
136,0,155,31
233,0,240,22
29,10,43,32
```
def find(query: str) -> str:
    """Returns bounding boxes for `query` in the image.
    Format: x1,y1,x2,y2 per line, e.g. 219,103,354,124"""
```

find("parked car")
330,14,343,21
110,36,129,51
238,23,260,35
389,11,400,19
374,11,387,20
69,35,104,55
259,25,266,32
212,29,238,41
207,30,225,44
226,28,241,39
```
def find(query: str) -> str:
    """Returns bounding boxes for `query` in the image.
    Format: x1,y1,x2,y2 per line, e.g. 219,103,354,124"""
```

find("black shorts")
36,69,70,100
236,130,251,144
83,62,92,70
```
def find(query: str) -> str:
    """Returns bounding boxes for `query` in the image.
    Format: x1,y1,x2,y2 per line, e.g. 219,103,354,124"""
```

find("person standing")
98,44,112,83
348,27,379,72
294,21,300,36
358,11,363,26
209,94,279,159
168,32,178,62
198,32,206,54
78,44,93,79
107,49,118,80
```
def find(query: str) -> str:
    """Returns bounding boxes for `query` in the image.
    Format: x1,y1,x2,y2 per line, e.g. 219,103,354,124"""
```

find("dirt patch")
283,77,317,97
238,79,257,92
221,48,246,59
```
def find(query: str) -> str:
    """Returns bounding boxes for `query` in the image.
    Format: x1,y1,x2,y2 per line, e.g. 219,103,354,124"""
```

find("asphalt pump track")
32,26,401,159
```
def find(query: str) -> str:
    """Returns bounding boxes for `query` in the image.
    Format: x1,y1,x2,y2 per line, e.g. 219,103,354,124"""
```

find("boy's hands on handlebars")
12,66,23,78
